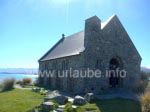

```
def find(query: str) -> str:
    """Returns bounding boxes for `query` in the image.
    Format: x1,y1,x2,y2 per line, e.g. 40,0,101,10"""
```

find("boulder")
84,93,95,102
41,101,55,111
73,95,86,105
52,95,68,105
32,88,40,92
40,90,48,95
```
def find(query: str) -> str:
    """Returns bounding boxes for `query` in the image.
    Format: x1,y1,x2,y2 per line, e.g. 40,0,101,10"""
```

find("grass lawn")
0,89,44,112
77,99,141,112
0,88,141,112
22,85,36,88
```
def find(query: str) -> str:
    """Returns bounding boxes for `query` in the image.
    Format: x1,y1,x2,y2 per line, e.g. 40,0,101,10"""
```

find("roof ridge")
65,30,84,39
101,14,117,29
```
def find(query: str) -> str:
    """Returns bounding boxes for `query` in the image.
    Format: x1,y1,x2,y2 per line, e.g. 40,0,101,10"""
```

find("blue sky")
0,0,150,68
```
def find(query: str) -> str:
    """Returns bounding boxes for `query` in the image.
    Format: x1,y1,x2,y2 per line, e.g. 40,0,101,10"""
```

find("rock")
44,97,50,102
73,95,86,105
32,88,37,92
32,88,41,92
58,105,65,109
40,88,45,91
41,101,55,111
55,108,63,112
46,90,60,98
52,95,68,105
40,90,48,96
72,105,77,109
84,93,95,102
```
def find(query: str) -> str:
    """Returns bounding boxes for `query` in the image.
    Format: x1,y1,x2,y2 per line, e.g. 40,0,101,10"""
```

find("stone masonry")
38,15,142,94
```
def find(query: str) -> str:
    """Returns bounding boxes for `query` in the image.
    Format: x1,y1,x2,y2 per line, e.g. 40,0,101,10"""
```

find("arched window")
109,57,123,88
109,58,119,70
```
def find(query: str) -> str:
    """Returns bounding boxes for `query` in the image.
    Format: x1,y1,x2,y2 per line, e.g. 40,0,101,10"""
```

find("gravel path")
14,84,32,90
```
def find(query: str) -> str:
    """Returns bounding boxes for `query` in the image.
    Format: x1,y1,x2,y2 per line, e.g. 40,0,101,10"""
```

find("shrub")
16,80,23,85
141,71,149,81
50,100,59,109
133,71,150,94
54,102,59,109
146,82,150,92
140,81,150,112
1,78,15,91
22,78,32,85
133,80,148,93
141,91,150,112
33,78,39,86
63,103,73,112
40,91,47,96
0,84,2,88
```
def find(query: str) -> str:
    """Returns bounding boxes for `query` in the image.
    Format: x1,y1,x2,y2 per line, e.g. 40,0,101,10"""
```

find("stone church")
38,15,141,94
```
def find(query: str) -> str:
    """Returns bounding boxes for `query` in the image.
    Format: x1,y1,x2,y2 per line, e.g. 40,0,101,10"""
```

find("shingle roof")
39,31,85,61
39,15,116,62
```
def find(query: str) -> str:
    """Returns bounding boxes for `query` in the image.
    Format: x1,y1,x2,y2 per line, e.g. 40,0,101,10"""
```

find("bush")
0,84,2,88
16,80,23,85
54,102,59,109
133,80,148,93
50,100,59,109
1,78,15,91
140,81,150,112
33,78,39,86
141,91,150,112
141,71,149,81
63,103,73,112
22,78,32,85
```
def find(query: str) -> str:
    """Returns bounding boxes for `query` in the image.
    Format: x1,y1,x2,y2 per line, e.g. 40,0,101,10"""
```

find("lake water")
0,73,38,83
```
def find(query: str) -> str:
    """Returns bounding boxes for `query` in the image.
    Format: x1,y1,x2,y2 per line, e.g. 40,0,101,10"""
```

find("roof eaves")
40,52,82,62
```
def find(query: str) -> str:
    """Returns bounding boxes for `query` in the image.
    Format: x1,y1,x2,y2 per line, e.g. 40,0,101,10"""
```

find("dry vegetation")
16,77,32,86
141,82,150,112
0,78,15,92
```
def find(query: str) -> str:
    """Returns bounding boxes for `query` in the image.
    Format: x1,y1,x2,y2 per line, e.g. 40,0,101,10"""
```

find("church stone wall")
39,15,141,94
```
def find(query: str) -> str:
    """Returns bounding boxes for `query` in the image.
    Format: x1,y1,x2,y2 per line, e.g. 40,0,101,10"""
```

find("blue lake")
0,73,38,83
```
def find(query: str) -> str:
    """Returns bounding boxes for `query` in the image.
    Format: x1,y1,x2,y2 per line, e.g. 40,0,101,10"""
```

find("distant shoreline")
0,72,38,75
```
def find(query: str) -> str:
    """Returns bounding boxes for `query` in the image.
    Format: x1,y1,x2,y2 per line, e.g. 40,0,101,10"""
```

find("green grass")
0,89,44,112
0,88,142,112
22,85,36,88
76,99,141,112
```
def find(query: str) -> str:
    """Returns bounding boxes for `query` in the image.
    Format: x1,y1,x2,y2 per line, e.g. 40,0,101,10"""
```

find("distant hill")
141,66,150,73
0,68,38,74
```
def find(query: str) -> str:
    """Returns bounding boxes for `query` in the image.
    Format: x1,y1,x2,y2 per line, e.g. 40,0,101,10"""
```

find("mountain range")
0,68,38,74
141,66,150,73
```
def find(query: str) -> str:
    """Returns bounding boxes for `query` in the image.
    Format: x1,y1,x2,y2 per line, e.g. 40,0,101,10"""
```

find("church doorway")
109,58,122,88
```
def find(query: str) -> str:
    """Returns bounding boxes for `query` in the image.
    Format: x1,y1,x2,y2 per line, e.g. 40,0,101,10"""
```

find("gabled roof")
39,15,116,62
39,31,85,61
